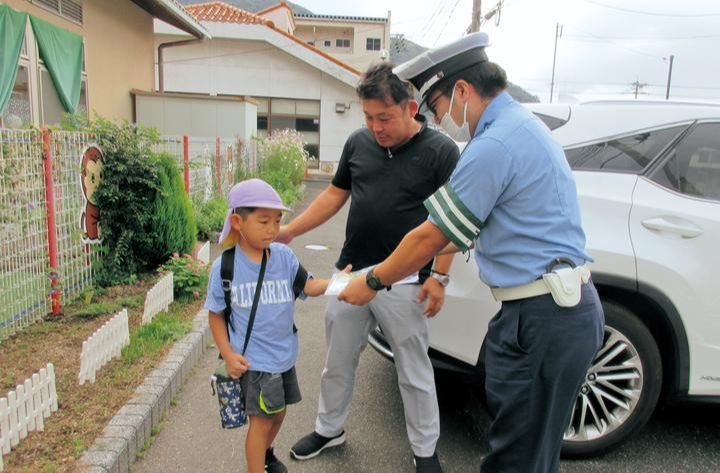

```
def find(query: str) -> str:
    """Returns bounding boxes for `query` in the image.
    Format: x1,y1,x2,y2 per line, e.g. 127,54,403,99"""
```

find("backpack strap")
293,263,308,299
220,247,235,332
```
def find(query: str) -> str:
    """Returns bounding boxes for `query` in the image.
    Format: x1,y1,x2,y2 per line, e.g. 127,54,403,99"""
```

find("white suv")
369,100,720,457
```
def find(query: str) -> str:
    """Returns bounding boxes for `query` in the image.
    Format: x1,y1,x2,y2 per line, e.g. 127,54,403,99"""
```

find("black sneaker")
265,447,287,473
414,452,443,473
289,431,346,460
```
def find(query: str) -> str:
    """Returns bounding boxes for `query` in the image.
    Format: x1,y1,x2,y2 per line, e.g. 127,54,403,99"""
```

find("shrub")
91,119,161,285
194,196,228,240
256,129,308,207
91,119,195,285
147,152,197,262
159,253,209,300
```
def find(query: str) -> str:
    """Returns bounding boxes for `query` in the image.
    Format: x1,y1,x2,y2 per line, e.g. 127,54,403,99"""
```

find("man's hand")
275,225,294,244
338,275,378,306
417,277,445,318
224,351,249,379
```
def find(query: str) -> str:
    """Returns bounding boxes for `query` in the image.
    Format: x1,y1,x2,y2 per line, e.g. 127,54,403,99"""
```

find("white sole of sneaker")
290,433,346,460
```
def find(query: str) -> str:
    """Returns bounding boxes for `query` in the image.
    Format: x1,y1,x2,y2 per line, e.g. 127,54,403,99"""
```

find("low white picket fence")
0,363,59,471
197,241,210,265
142,272,174,325
78,309,130,385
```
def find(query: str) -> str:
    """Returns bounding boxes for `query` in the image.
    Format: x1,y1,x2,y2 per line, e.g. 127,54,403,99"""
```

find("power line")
566,26,665,60
432,0,463,46
582,0,720,17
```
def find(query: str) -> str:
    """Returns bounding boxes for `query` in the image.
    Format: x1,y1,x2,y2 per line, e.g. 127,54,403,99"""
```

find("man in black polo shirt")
277,63,459,473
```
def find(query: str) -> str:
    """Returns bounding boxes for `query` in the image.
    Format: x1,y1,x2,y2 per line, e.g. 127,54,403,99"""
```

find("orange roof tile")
184,2,269,24
256,1,292,17
184,1,361,77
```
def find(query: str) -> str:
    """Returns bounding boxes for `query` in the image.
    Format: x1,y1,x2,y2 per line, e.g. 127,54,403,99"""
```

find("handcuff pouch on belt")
541,258,590,308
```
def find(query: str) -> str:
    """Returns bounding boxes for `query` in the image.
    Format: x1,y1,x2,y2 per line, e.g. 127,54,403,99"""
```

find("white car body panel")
630,177,720,395
573,172,637,280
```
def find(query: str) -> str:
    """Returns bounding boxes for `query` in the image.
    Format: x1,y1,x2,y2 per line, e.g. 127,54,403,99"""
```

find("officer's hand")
338,275,377,306
275,225,294,244
224,352,249,379
417,277,445,318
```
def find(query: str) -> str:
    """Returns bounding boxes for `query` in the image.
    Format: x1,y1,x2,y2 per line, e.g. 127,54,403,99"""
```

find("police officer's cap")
394,32,490,103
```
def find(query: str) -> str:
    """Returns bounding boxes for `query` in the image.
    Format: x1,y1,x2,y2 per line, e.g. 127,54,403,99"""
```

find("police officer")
339,33,605,473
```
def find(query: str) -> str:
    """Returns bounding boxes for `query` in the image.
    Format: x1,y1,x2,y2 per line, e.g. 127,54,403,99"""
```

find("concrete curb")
77,309,211,473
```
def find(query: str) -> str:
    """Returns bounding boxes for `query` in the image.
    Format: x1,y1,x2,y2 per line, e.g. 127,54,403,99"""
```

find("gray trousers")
314,284,440,457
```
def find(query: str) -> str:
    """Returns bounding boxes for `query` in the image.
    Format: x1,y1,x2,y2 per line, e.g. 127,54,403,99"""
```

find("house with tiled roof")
0,0,209,127
151,0,371,172
177,0,391,72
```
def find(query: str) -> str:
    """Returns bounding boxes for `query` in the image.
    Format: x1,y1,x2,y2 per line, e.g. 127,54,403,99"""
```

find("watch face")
432,273,450,286
366,270,384,290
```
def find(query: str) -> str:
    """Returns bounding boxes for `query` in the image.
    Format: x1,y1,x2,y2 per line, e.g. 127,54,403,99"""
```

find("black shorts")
239,366,301,418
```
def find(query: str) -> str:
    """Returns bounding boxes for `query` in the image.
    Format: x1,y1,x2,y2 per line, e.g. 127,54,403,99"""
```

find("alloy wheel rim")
564,325,644,442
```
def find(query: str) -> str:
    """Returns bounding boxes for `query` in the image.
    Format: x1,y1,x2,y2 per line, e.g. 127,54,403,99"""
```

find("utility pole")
469,0,482,33
630,78,648,99
549,23,562,103
665,55,674,100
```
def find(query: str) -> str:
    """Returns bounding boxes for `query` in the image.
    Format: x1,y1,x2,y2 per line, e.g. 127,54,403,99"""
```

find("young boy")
204,179,337,473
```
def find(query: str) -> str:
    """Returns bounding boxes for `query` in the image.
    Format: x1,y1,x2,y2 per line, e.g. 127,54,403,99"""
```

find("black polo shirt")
332,117,460,279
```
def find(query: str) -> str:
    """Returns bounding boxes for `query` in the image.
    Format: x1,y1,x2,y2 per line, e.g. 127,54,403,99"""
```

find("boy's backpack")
220,246,308,333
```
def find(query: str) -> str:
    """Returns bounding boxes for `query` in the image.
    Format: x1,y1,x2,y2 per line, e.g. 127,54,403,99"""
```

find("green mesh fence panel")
0,129,49,340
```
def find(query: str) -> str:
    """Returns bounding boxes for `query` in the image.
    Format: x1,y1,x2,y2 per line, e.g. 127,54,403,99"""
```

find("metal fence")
0,129,49,339
1,129,242,343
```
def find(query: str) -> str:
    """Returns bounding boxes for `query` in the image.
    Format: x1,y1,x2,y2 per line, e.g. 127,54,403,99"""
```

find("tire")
561,299,663,458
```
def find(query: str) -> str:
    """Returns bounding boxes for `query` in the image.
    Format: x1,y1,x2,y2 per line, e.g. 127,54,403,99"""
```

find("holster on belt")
542,265,591,307
491,264,591,307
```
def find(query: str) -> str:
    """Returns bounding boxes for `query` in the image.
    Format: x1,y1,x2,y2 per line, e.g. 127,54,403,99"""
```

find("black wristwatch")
366,268,391,291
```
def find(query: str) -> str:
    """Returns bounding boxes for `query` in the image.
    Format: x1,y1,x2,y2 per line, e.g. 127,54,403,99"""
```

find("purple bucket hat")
218,178,291,244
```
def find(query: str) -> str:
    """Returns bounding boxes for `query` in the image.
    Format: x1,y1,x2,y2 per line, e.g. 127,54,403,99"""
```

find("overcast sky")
296,0,720,103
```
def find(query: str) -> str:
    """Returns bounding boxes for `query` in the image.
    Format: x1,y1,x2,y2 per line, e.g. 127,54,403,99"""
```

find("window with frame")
335,39,350,48
324,40,331,47
32,0,83,24
1,31,32,128
366,38,381,51
649,123,720,202
1,66,32,128
564,125,688,173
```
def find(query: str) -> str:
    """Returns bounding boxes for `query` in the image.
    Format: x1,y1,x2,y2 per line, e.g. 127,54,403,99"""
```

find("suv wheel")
561,300,662,458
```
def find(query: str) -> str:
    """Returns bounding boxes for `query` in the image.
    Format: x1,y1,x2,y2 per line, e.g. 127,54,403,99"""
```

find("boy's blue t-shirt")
204,243,308,373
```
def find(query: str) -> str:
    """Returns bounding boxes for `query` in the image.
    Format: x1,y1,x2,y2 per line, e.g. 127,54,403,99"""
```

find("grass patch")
122,309,192,365
73,294,145,319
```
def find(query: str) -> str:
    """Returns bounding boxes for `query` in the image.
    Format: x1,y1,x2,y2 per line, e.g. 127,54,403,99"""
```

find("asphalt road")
133,180,720,473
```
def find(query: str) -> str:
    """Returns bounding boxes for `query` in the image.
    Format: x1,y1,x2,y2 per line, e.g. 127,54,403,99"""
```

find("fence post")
42,129,61,316
183,135,190,196
226,145,233,188
215,137,222,194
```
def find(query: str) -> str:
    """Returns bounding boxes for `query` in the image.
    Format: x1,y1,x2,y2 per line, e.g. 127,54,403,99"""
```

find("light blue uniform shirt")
204,243,308,373
425,91,591,288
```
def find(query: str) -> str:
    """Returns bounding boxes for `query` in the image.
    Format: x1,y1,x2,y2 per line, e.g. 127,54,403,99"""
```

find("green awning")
29,15,83,114
0,4,28,115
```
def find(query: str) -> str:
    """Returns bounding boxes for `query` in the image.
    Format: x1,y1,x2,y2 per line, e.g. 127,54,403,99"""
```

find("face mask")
439,87,471,142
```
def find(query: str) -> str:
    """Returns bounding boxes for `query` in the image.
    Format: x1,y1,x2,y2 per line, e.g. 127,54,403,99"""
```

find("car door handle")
641,217,704,238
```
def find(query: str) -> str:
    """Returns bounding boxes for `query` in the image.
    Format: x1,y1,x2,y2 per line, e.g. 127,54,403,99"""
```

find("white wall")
156,33,361,167
134,93,257,139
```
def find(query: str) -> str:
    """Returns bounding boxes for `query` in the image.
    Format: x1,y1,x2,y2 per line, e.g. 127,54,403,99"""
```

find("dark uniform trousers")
481,281,605,473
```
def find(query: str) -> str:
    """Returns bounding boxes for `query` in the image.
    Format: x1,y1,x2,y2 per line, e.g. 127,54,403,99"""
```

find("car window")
532,112,568,131
650,123,720,202
565,125,688,173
